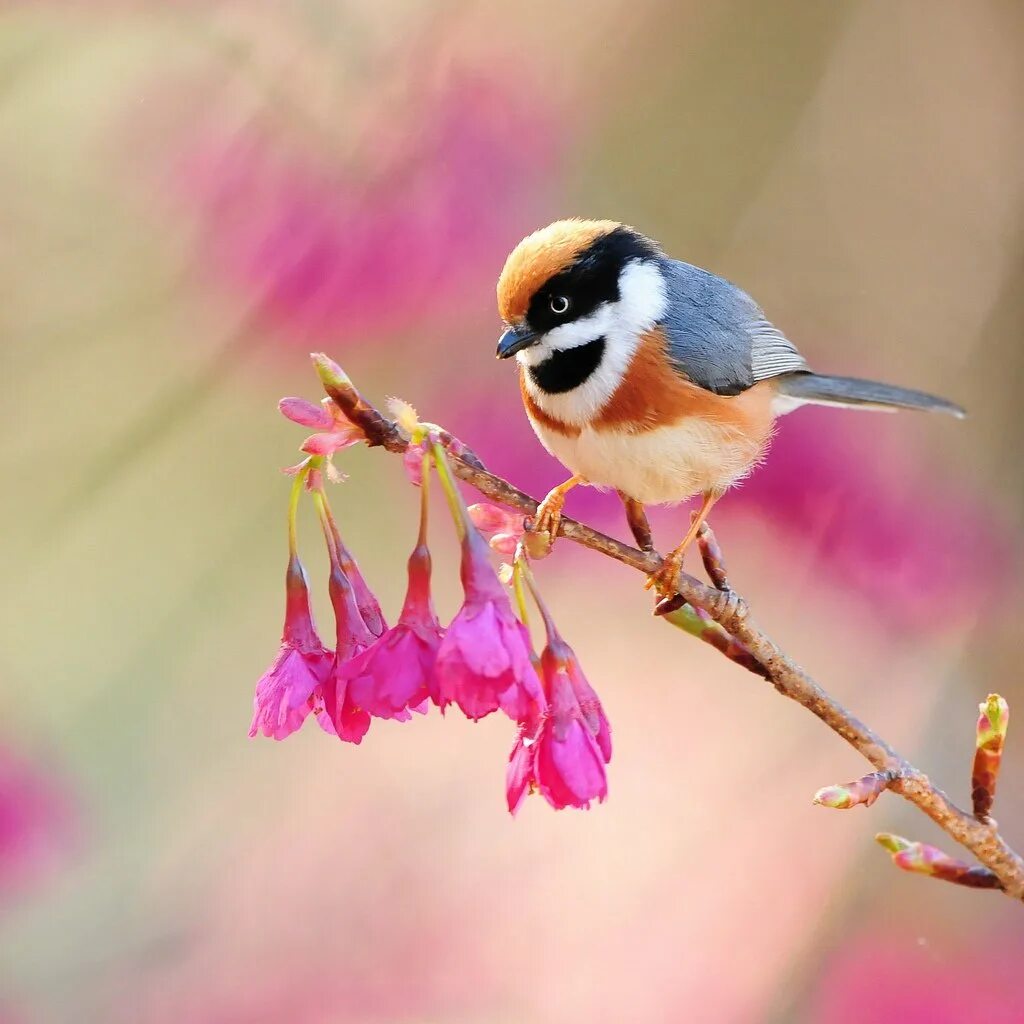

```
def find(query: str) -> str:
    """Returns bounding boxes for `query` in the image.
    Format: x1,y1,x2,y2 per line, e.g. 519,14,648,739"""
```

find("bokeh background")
2,2,1024,1021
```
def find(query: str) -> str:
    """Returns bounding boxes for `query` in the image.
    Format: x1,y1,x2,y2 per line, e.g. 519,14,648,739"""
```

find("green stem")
286,462,309,556
511,552,532,631
311,488,339,567
518,556,559,642
302,456,337,566
431,439,468,540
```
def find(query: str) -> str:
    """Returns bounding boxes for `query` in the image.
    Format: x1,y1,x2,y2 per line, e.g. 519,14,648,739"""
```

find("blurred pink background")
1,2,1023,1021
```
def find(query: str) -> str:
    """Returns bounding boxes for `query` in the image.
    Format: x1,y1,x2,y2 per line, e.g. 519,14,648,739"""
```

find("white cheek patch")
543,305,615,353
612,258,669,336
519,259,669,426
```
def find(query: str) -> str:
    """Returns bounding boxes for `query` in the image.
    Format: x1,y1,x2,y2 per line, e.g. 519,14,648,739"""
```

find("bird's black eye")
549,295,570,316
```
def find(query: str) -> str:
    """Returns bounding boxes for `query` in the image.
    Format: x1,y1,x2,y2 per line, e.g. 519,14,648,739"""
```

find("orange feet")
527,475,586,556
645,491,720,596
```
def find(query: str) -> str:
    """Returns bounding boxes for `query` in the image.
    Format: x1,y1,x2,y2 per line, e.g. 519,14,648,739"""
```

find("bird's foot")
644,492,720,596
525,476,584,558
644,543,688,597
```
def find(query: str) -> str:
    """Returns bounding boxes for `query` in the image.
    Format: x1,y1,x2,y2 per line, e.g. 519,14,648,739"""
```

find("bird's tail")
775,372,965,418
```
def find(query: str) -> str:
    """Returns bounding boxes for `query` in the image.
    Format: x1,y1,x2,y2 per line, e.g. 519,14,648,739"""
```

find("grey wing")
657,258,807,396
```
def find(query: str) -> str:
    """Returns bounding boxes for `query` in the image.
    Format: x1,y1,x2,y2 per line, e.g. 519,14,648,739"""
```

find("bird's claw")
525,495,565,559
644,548,685,596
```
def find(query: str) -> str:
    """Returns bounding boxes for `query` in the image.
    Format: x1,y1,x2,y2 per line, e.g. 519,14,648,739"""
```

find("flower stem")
431,439,468,540
312,491,340,567
286,461,309,557
417,451,432,547
511,551,532,631
518,556,559,642
305,456,340,569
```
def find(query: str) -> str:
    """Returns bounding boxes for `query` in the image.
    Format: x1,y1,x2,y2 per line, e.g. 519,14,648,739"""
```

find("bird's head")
495,220,667,372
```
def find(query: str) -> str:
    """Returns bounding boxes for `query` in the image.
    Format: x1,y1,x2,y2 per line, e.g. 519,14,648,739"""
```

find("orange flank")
519,370,581,438
594,326,777,443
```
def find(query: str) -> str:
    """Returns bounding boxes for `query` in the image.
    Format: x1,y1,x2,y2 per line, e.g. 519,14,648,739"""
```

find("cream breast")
527,414,768,505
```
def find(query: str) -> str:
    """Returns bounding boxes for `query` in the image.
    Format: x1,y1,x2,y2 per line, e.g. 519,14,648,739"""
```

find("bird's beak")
496,323,539,359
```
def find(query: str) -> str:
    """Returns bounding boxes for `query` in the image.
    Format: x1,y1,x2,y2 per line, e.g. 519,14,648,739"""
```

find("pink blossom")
402,442,428,487
467,503,522,535
435,529,545,723
300,430,362,457
171,74,559,344
506,639,610,813
249,556,333,740
340,542,442,720
468,503,526,555
278,396,333,429
317,565,376,743
505,727,538,816
324,510,386,640
278,396,364,457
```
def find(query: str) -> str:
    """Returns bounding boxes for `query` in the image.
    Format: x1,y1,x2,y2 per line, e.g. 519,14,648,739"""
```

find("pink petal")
279,396,333,429
402,443,428,487
467,503,525,537
506,732,537,815
300,429,362,455
535,720,607,810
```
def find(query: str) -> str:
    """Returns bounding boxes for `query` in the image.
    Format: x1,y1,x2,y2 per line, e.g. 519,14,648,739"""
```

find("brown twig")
315,356,1024,901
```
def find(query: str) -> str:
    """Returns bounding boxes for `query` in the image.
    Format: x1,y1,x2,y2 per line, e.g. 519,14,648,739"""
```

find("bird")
494,218,965,600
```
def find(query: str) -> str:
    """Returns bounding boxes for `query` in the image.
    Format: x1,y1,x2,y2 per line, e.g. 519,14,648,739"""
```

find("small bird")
494,219,964,598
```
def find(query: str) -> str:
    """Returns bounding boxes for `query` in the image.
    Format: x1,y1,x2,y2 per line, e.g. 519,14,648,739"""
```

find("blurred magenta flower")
0,742,73,901
249,555,333,740
810,930,1024,1023
725,409,1018,631
173,73,558,343
435,528,545,723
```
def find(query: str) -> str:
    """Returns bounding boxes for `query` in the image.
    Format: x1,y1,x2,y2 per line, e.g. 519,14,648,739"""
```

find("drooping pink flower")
318,499,386,641
435,528,545,723
506,637,611,814
340,541,442,720
317,564,375,743
249,556,333,740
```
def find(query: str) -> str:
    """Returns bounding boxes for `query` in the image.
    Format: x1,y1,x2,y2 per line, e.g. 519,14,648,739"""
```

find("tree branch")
314,355,1024,900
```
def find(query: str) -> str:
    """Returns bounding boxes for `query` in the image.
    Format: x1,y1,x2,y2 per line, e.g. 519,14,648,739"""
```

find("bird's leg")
645,490,721,595
527,475,586,553
619,492,654,552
